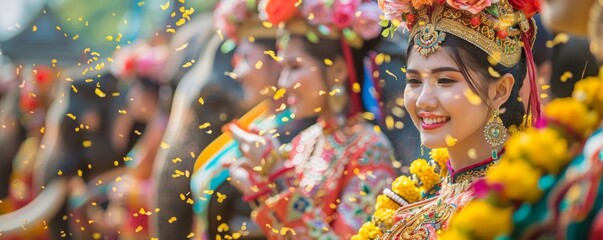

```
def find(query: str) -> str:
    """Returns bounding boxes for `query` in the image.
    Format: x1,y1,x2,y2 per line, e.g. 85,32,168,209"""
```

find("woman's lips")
419,115,450,130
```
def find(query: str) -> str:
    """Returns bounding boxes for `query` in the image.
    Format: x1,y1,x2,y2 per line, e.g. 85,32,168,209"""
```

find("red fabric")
341,40,363,118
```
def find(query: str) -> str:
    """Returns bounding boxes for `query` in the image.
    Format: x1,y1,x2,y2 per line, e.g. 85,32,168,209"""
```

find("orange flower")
411,0,435,9
264,0,298,24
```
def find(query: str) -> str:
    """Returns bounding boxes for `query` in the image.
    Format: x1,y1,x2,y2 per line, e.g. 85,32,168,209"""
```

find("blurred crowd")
0,0,602,239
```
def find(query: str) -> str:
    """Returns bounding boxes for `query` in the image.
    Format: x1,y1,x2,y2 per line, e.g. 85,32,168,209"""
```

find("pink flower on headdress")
352,3,382,39
378,0,411,22
213,0,250,39
301,0,332,25
446,0,492,14
333,0,361,29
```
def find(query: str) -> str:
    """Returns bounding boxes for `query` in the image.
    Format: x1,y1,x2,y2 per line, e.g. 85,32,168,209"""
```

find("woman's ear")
488,73,515,109
325,56,349,87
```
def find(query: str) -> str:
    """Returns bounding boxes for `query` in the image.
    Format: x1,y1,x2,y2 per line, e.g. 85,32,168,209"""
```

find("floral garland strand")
442,68,603,240
353,148,449,240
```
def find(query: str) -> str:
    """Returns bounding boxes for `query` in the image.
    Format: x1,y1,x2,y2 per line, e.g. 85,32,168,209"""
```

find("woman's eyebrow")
407,67,461,74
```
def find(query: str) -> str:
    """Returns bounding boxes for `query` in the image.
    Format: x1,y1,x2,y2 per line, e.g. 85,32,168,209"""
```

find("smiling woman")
354,0,541,239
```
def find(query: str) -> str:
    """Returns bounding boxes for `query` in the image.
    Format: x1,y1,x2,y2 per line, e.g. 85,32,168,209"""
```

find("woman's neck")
446,133,503,170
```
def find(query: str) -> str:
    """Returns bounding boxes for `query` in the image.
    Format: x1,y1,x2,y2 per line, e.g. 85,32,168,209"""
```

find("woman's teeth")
422,117,449,125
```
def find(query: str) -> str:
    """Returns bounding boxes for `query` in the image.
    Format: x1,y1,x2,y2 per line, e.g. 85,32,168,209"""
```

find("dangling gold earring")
420,144,425,156
483,108,507,159
327,84,347,114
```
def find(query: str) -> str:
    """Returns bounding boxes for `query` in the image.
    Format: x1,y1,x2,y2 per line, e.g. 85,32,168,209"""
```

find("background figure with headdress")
440,0,603,239
189,0,320,238
225,0,398,238
0,65,59,240
355,0,542,239
150,10,246,240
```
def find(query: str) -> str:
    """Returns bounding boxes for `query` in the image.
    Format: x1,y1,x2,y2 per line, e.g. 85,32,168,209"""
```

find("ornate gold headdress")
410,1,534,67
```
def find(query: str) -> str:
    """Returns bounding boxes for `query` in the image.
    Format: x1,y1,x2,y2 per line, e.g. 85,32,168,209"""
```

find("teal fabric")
512,128,603,239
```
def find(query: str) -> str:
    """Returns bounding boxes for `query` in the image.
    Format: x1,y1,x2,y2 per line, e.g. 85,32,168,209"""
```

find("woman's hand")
228,124,279,167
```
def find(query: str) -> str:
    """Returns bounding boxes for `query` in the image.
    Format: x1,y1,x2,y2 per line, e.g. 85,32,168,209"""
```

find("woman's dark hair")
292,35,382,114
407,34,526,128
252,38,278,51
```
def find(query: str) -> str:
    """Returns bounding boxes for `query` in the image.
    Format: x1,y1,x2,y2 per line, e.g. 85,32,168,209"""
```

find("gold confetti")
218,223,230,232
57,170,63,176
118,109,127,114
71,85,78,93
66,113,77,120
273,88,286,100
467,148,477,159
72,34,79,40
32,25,37,32
40,127,45,134
198,122,211,129
168,217,177,223
560,71,573,82
166,28,176,33
160,0,170,10
176,18,186,26
385,70,397,80
323,58,333,66
263,50,282,62
198,97,204,105
385,116,395,130
463,89,482,105
135,226,143,232
137,1,145,7
176,43,188,51
77,169,83,177
255,60,263,70
172,158,182,163
82,140,92,148
186,232,195,238
105,36,113,41
314,107,322,113
487,66,501,78
216,192,227,203
445,135,457,146
160,141,170,149
182,61,193,68
95,88,106,97
116,33,123,42
123,156,133,161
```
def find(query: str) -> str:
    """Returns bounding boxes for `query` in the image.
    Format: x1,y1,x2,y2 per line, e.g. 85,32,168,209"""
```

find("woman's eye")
405,78,421,85
437,78,456,84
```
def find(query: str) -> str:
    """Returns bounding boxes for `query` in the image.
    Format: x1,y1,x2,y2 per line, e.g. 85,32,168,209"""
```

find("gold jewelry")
327,84,347,114
483,108,507,159
408,0,534,67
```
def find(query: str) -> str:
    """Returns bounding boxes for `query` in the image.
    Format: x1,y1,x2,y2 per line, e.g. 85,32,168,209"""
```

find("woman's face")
233,40,280,108
127,81,157,121
277,37,330,119
404,48,490,149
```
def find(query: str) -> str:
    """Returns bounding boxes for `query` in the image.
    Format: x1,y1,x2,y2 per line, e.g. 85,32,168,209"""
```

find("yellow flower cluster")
544,98,599,137
391,175,421,203
409,158,440,191
430,148,449,178
353,149,448,239
443,200,513,239
442,68,603,240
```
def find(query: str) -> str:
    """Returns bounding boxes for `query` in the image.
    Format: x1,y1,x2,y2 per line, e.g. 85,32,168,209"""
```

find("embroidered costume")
252,119,397,239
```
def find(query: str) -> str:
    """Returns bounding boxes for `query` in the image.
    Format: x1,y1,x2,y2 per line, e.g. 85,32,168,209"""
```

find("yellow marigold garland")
352,148,449,240
442,67,603,239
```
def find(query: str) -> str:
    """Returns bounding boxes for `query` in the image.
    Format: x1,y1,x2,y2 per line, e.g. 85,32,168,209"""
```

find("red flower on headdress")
509,0,540,18
264,0,298,25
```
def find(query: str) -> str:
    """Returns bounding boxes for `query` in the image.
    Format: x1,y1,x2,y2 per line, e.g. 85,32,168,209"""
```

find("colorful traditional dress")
253,118,397,239
512,128,603,239
382,157,497,239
